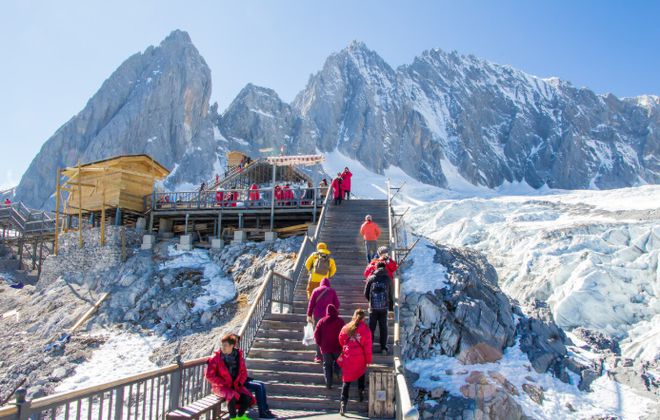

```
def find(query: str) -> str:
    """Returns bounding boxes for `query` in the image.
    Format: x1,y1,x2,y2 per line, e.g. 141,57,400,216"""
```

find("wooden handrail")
238,270,274,340
29,363,178,409
272,272,294,283
0,405,17,417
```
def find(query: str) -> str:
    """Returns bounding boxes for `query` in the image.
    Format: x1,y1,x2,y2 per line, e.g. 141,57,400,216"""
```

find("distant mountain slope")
15,32,660,209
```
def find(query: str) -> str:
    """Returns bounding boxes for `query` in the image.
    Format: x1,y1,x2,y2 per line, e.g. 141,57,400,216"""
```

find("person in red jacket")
364,246,398,280
314,304,345,389
307,277,340,362
331,173,343,206
282,183,293,206
215,189,224,207
248,183,260,203
205,334,256,419
274,185,283,205
337,309,372,415
359,215,382,263
341,167,352,200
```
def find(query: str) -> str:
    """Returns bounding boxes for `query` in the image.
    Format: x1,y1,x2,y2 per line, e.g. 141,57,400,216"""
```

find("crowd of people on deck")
204,178,396,417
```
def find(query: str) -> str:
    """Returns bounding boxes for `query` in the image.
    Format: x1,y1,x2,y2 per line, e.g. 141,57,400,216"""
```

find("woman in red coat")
341,167,352,200
205,334,256,419
331,173,343,206
248,183,260,204
337,309,372,415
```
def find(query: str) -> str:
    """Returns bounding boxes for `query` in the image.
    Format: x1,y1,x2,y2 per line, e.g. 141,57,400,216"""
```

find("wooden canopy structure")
227,151,250,168
55,154,169,251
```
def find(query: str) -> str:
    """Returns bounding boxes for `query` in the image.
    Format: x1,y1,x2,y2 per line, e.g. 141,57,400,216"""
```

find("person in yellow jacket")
305,242,337,298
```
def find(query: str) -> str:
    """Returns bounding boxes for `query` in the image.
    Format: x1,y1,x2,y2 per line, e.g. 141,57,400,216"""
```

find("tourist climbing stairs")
247,199,394,414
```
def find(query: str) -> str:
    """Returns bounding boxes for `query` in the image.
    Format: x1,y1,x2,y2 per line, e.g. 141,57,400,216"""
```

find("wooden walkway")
247,199,393,415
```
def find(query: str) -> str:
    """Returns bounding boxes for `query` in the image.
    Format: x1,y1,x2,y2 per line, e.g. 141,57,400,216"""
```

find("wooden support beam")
100,182,106,246
54,167,61,255
77,161,83,248
69,293,109,334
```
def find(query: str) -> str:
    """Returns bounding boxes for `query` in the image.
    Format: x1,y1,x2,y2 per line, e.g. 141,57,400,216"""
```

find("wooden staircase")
247,199,393,414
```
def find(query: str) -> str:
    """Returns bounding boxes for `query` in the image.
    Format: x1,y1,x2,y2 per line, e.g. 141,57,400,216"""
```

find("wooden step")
246,358,392,374
267,382,368,399
267,395,368,412
248,348,393,365
251,336,395,351
248,369,327,385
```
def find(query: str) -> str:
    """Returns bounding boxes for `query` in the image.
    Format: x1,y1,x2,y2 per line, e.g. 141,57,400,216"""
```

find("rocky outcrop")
14,30,218,209
400,245,517,362
400,240,580,418
515,300,570,382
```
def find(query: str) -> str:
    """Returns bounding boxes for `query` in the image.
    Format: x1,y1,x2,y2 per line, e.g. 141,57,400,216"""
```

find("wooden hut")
54,155,169,252
60,154,169,215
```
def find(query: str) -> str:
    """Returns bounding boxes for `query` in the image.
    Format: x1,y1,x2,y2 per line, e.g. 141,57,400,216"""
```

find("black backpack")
370,278,389,310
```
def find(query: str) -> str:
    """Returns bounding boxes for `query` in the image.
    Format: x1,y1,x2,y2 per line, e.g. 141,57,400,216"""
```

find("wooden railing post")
168,355,184,412
14,388,31,420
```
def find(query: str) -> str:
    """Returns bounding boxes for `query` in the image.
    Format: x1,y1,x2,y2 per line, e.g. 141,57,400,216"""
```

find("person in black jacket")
364,261,393,355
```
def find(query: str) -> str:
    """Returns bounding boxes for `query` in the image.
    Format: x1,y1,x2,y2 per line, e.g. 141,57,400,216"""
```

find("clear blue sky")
1,0,659,190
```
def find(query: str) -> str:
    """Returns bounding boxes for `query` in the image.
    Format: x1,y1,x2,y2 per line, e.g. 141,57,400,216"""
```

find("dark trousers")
334,196,342,205
227,392,252,417
245,378,269,415
344,190,350,200
365,240,378,263
341,374,366,402
369,309,388,350
322,353,340,387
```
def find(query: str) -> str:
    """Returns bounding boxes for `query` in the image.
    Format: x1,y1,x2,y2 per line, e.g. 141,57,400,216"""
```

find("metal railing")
312,186,332,242
205,159,263,191
0,183,336,420
0,356,212,420
387,180,419,420
148,187,323,212
0,202,55,236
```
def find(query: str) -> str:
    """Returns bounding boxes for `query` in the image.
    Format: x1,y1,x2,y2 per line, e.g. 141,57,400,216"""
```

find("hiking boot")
359,389,365,402
258,410,276,419
381,346,389,355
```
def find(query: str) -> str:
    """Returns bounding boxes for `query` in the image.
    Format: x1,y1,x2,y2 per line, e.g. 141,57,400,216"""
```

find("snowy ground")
407,338,657,420
399,236,449,295
55,330,164,393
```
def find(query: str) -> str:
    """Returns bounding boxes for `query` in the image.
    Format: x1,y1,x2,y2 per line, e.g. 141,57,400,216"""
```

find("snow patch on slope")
160,245,236,311
407,340,656,420
400,237,449,294
56,330,163,392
